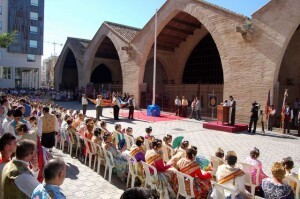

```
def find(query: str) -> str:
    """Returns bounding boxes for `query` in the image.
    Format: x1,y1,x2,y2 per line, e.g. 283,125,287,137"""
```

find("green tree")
0,31,17,48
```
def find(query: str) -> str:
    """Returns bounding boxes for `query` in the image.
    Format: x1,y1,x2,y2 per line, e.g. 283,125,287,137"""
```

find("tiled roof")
104,21,140,42
67,37,91,55
198,0,247,18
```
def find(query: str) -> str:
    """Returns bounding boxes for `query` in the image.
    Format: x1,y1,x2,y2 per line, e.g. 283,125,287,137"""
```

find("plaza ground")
54,101,300,199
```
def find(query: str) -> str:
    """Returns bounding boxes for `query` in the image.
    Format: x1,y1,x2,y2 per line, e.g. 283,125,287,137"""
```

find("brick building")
55,0,300,122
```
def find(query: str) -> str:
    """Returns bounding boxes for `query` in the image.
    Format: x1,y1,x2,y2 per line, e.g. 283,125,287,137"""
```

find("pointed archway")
61,49,78,90
90,64,112,84
276,25,300,130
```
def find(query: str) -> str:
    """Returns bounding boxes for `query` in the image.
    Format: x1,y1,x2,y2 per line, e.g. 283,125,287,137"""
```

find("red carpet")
203,121,248,133
119,110,183,122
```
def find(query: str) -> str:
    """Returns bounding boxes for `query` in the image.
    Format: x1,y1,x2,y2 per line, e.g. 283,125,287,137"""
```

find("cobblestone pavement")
54,101,300,199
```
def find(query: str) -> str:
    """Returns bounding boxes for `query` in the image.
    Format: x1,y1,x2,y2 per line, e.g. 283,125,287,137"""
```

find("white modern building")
0,0,44,88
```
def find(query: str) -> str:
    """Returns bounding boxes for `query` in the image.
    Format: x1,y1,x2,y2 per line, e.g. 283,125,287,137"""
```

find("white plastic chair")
144,139,151,151
74,132,82,157
83,138,96,168
238,162,259,196
67,130,76,156
212,182,239,199
126,154,138,188
124,134,134,149
103,147,115,183
210,156,225,176
162,144,174,162
141,161,157,189
60,128,68,152
175,170,195,199
93,143,105,175
283,175,300,199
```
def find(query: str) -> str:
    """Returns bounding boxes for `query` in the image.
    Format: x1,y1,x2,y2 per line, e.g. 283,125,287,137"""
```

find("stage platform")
203,121,248,133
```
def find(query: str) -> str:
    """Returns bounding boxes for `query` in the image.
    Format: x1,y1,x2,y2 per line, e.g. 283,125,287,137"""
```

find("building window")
30,26,38,34
30,12,38,20
27,54,36,62
0,6,2,15
31,0,39,6
29,40,37,48
0,66,11,79
0,21,2,30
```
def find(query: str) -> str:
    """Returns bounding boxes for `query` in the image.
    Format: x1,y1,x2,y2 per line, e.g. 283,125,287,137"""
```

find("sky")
43,0,270,60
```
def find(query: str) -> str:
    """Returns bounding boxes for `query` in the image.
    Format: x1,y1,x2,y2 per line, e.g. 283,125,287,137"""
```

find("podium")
217,105,230,124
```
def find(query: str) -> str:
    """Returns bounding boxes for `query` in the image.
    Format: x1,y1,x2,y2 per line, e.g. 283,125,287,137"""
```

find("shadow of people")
65,163,79,180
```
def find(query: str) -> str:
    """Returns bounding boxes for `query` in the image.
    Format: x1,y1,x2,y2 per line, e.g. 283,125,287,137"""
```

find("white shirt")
175,99,181,106
112,97,120,107
13,158,40,198
4,120,31,139
82,97,88,105
96,98,102,107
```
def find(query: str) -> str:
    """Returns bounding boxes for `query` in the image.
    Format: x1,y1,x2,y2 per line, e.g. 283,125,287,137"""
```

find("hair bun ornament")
137,136,143,142
217,148,224,154
253,147,259,154
227,150,237,157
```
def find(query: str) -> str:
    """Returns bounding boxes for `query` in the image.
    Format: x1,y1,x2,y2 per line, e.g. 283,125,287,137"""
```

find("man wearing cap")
81,94,88,115
95,95,103,121
38,107,59,151
127,95,135,119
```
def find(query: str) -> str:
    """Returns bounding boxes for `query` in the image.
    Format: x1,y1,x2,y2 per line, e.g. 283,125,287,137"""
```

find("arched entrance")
142,12,224,115
91,36,123,93
61,49,78,90
90,64,112,83
276,25,300,129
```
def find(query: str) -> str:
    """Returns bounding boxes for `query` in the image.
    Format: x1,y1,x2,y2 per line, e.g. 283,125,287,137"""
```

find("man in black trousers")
127,95,135,119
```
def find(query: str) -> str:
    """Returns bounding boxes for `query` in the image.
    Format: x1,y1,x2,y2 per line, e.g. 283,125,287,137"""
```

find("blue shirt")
31,184,66,199
24,103,32,117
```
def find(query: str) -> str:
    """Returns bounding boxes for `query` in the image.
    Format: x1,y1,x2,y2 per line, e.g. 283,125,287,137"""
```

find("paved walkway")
54,101,300,199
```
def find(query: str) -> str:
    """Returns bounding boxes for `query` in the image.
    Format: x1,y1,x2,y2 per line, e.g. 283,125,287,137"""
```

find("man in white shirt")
174,96,181,116
95,95,103,121
127,95,135,119
112,95,120,120
2,139,40,198
81,94,88,115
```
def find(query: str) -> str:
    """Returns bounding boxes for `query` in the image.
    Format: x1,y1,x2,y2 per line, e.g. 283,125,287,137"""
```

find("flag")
265,89,270,119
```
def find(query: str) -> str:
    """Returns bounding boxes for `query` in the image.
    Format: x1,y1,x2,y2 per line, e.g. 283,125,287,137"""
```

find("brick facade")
54,0,300,122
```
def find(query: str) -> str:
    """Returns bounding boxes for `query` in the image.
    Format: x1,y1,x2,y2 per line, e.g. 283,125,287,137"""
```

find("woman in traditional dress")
103,133,128,182
244,147,268,185
262,162,294,199
282,157,299,198
129,136,146,184
176,147,212,199
145,139,176,199
212,151,252,199
163,134,173,160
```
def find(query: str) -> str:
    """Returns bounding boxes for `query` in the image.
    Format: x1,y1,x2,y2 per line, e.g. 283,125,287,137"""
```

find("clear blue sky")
43,0,270,59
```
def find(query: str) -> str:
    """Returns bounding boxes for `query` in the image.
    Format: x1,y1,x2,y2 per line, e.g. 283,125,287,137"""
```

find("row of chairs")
57,130,299,199
210,156,300,199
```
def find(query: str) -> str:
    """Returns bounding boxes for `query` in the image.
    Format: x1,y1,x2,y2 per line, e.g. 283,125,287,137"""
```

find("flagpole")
152,9,158,105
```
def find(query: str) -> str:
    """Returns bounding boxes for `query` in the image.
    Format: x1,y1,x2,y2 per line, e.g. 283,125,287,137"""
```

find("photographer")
248,101,260,134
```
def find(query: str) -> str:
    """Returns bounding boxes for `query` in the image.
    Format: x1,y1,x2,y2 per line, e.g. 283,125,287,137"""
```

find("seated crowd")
0,94,299,199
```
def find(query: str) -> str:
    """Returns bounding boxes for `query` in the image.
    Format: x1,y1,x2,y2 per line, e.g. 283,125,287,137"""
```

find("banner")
208,94,217,108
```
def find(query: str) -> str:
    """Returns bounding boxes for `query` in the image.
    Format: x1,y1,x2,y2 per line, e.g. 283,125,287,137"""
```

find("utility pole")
46,41,63,56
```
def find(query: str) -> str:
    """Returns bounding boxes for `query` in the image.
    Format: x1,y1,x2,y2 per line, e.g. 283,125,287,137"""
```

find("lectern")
217,105,230,124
